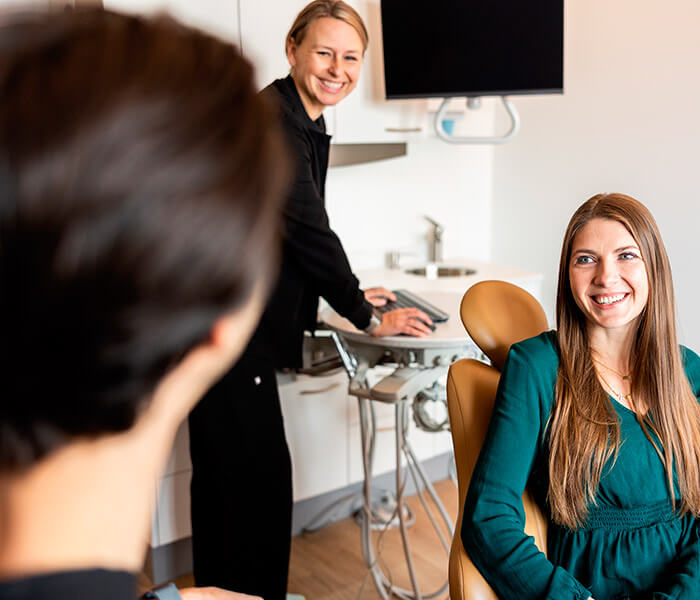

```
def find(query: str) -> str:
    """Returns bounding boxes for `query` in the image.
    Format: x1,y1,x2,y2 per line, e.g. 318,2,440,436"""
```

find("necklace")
597,370,632,404
591,356,630,380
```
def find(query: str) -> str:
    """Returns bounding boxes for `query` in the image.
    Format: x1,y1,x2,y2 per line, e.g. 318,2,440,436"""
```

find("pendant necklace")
597,370,632,404
592,356,630,381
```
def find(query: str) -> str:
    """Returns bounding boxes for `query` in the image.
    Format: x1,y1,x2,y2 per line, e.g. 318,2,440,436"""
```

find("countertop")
355,257,543,295
319,258,544,350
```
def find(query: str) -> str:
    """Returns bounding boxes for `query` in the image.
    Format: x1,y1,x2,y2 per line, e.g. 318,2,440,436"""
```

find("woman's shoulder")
509,329,559,367
680,345,700,395
680,344,700,366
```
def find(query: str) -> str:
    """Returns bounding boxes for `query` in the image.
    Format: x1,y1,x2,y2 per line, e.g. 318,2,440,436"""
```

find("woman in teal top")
462,194,700,600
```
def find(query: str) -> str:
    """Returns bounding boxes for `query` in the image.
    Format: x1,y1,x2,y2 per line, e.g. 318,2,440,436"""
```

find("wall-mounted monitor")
380,0,564,99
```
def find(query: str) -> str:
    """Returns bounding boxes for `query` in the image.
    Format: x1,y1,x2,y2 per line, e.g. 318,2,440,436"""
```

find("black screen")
381,0,564,99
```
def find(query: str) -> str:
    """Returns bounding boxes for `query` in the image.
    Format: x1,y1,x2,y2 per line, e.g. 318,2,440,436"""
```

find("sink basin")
405,266,477,277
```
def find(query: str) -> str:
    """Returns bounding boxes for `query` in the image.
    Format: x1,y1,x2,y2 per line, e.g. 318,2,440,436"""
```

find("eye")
317,51,330,57
574,255,595,265
619,251,639,260
345,55,359,62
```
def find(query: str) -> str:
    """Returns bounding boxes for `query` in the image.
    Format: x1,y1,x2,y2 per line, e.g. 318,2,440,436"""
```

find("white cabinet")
279,370,351,501
332,0,429,144
152,421,192,546
156,470,192,545
163,420,191,476
238,0,301,89
103,0,239,44
238,0,338,136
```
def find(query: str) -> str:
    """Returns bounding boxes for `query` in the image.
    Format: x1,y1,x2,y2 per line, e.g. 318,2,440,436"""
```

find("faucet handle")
424,215,444,236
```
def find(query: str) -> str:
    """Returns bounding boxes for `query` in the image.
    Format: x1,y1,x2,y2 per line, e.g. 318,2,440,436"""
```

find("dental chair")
446,280,550,600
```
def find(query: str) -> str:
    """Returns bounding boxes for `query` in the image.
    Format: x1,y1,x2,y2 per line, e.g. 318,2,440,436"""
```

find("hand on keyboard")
369,307,433,338
364,286,396,306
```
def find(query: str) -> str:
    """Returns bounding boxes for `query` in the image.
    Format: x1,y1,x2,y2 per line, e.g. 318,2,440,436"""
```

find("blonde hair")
286,0,368,54
548,193,700,529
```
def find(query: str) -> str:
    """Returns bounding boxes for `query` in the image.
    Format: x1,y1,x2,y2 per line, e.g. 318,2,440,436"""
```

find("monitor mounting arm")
433,96,520,145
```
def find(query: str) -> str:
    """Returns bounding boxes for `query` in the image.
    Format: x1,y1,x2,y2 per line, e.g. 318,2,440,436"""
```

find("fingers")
375,287,396,302
366,296,388,307
400,308,433,331
372,308,433,337
363,286,396,306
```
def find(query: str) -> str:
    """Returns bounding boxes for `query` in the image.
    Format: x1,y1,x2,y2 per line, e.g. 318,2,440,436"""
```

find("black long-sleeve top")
250,75,373,368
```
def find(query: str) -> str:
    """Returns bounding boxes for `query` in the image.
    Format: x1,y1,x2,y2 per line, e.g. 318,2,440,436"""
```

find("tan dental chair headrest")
460,280,549,371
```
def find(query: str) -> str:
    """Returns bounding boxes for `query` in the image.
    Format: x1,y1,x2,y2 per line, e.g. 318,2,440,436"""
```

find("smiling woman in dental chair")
462,193,700,600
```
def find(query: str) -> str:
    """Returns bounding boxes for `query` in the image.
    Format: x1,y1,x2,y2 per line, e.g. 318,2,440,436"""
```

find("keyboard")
373,289,450,327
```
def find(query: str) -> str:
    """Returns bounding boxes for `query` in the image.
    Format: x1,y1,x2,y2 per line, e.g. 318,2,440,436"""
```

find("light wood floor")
172,478,458,600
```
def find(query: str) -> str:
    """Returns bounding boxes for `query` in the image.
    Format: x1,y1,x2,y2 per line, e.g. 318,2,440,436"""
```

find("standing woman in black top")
188,2,433,599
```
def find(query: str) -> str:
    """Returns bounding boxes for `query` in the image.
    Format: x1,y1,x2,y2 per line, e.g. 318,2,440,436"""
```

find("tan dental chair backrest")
460,280,549,371
447,280,550,600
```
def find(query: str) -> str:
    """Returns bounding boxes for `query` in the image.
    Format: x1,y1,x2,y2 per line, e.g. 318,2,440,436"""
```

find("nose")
328,55,339,75
594,257,620,287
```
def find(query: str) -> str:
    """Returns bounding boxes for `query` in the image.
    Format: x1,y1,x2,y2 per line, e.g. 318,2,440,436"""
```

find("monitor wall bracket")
433,95,520,145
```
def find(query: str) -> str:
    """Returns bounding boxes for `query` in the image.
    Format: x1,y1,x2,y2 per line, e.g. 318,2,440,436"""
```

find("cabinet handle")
299,382,341,395
384,127,422,133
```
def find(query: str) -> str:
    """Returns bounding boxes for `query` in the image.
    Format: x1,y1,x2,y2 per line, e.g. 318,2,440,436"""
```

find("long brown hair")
549,193,700,528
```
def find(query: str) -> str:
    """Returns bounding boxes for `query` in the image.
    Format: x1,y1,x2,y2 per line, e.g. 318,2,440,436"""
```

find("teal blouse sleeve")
681,345,700,399
652,346,700,600
460,340,592,600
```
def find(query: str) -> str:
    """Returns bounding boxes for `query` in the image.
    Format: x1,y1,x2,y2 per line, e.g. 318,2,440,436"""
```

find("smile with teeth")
320,79,345,91
593,293,628,306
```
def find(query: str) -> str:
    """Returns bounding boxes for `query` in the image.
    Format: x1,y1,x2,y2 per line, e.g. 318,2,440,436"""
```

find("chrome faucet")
424,215,444,263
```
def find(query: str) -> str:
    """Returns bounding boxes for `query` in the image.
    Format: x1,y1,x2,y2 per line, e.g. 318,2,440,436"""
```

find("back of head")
0,8,287,471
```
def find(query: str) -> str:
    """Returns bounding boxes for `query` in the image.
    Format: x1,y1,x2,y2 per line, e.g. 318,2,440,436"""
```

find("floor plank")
162,478,459,600
288,478,458,600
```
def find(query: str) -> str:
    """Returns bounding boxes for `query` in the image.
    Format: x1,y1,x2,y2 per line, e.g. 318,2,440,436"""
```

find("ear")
208,312,242,351
286,39,298,69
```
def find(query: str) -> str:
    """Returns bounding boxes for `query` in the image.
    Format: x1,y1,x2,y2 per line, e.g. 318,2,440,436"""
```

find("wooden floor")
172,478,458,600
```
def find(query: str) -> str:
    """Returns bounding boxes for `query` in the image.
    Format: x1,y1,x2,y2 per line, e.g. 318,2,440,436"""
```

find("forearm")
462,493,591,600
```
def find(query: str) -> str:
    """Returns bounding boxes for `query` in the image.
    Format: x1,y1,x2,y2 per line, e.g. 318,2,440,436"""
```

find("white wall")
490,0,700,348
327,131,495,270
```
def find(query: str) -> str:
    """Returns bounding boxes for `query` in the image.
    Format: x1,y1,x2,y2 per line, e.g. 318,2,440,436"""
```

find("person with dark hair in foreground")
0,8,287,600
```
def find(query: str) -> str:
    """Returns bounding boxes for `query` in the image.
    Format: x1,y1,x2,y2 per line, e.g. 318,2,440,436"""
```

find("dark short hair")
0,9,287,471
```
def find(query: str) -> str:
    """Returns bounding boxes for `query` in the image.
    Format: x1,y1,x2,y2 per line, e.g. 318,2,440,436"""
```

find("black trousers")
188,351,293,600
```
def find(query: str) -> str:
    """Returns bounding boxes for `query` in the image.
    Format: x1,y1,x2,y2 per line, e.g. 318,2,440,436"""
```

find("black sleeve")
281,118,372,330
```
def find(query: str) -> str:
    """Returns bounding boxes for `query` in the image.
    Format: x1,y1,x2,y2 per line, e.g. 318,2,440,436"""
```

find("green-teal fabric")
461,331,700,600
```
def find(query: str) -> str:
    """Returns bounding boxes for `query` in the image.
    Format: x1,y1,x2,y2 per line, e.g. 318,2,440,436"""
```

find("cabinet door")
155,471,192,545
238,0,337,134
163,419,192,477
278,371,350,501
104,0,239,43
332,0,429,144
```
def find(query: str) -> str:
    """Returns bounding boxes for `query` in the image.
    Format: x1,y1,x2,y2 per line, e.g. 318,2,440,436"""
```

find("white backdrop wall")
490,0,700,348
326,134,495,270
